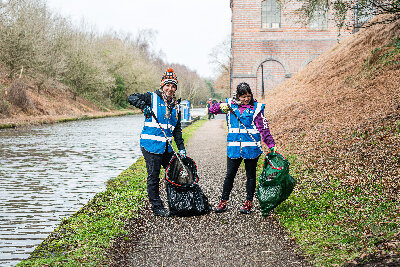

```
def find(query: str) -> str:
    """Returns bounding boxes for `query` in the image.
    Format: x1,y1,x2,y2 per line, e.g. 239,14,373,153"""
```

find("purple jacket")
209,102,275,148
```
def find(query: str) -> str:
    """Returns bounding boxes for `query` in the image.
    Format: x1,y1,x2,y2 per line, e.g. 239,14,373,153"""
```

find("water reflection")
0,115,143,266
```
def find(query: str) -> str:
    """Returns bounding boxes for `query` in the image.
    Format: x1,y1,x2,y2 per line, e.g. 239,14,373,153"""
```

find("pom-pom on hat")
160,68,178,89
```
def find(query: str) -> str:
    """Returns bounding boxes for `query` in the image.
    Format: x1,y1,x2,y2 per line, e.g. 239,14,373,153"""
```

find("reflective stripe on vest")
226,98,265,159
143,121,175,132
140,92,178,154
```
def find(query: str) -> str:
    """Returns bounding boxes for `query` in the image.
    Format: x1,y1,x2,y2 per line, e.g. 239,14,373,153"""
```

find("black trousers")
141,147,173,210
221,156,259,202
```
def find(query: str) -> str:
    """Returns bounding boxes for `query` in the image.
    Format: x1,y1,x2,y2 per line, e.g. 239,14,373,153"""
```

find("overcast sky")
45,0,232,78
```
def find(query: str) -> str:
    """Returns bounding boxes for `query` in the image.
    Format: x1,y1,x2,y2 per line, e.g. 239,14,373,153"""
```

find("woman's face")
238,92,252,105
162,83,177,100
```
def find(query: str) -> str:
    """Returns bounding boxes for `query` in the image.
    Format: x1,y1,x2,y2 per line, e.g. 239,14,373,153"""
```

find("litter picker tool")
149,111,211,216
150,112,191,179
227,105,281,170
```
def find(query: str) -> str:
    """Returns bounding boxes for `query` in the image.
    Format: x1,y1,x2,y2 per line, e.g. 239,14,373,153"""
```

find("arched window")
261,0,281,29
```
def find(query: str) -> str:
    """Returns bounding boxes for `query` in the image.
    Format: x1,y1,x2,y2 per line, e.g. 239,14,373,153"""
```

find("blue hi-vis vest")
140,92,179,154
226,98,265,159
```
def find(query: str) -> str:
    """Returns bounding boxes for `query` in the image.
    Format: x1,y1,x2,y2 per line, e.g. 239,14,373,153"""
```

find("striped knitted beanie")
160,68,178,89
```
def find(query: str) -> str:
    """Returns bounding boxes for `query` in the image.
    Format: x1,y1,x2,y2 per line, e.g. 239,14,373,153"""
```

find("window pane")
262,0,281,28
265,0,270,11
309,7,327,29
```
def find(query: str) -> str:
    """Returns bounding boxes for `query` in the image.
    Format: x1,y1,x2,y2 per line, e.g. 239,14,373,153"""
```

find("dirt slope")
0,75,133,127
266,17,399,142
264,17,400,186
261,16,400,264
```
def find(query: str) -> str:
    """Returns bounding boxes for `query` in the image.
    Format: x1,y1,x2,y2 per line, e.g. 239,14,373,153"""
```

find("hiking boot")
240,200,252,214
215,200,228,213
153,208,170,217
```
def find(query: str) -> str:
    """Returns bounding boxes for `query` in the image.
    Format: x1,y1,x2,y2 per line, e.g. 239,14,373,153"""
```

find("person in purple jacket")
210,82,277,214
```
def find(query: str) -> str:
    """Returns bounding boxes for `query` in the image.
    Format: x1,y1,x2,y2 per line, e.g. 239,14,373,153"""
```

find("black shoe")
153,208,170,217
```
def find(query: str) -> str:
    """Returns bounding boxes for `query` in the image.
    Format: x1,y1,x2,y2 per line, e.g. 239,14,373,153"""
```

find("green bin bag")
256,153,297,217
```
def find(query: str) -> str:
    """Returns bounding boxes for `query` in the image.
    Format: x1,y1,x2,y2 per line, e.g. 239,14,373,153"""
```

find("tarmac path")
109,119,310,266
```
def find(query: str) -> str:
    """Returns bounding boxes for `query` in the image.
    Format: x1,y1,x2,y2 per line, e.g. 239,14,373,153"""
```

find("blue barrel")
180,100,191,122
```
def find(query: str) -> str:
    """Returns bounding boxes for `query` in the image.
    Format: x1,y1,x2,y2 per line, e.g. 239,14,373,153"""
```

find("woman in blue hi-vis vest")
209,82,277,214
128,68,186,217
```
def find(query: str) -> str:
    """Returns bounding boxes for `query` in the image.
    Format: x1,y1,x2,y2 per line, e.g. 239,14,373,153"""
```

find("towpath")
109,118,310,266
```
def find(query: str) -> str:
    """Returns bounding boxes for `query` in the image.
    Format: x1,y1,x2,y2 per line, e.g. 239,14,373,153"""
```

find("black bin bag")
165,156,211,216
256,153,297,217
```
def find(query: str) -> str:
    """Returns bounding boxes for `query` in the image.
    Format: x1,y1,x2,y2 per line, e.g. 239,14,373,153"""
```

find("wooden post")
19,66,24,79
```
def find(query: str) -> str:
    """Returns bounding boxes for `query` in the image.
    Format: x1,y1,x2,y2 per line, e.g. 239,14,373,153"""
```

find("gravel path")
109,119,310,266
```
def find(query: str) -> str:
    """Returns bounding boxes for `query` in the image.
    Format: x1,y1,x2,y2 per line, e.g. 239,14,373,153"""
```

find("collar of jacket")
231,98,257,107
155,89,181,108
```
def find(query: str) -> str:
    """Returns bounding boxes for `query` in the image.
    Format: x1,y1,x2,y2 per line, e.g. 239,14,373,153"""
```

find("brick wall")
230,0,352,99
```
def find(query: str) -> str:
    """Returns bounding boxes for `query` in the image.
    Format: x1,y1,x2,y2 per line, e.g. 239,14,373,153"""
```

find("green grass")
0,122,15,129
270,151,400,266
18,158,148,266
363,37,400,77
54,111,138,123
17,117,207,266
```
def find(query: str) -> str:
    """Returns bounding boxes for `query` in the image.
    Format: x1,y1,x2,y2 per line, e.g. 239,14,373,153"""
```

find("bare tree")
209,35,231,75
167,64,209,105
209,35,231,98
0,0,207,109
294,0,400,33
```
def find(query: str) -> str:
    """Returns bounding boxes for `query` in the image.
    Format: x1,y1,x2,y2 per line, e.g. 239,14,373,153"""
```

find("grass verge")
17,117,207,266
0,123,15,129
270,150,399,266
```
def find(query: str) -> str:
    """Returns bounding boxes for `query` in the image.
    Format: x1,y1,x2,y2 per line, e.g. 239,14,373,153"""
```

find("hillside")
0,73,137,128
267,15,400,189
263,16,400,265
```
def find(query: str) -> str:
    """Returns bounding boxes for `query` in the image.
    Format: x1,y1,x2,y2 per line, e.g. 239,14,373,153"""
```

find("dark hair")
235,82,254,105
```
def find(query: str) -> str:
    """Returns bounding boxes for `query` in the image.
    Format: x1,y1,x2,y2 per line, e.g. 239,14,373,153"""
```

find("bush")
0,99,10,116
111,75,128,108
0,85,10,116
7,78,35,111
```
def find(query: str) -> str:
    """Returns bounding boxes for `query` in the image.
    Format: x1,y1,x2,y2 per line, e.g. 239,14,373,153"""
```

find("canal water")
0,108,208,266
0,115,144,266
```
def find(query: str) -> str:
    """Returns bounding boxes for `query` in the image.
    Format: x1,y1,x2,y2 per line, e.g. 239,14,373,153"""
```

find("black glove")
142,106,153,119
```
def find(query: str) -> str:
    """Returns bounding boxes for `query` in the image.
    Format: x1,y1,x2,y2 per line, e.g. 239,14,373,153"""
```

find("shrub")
7,78,35,111
111,75,128,108
0,99,10,116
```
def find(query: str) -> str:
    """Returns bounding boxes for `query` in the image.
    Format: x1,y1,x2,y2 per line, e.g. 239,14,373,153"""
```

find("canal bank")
1,108,207,266
0,109,140,129
18,117,309,266
1,114,148,266
16,117,208,266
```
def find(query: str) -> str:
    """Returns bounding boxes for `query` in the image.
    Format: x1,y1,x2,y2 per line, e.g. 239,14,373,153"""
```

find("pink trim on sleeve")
209,103,225,114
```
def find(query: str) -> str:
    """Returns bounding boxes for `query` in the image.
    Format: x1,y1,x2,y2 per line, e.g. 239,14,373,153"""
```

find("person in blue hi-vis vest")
209,82,277,214
128,68,186,217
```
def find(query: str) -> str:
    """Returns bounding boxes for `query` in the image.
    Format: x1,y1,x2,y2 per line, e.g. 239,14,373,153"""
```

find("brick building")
229,0,352,98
